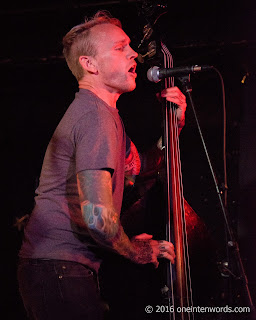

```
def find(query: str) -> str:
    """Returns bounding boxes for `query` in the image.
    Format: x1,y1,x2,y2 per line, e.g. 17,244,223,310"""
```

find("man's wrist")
131,238,153,265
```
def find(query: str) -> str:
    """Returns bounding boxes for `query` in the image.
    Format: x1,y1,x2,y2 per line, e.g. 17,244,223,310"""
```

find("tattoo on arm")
81,200,119,242
77,170,154,265
81,200,153,264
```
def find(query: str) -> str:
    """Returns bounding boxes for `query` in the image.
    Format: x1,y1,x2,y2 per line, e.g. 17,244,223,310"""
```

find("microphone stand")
178,75,256,319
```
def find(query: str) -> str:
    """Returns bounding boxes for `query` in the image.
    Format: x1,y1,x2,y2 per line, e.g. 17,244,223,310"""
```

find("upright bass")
159,41,194,320
134,5,215,318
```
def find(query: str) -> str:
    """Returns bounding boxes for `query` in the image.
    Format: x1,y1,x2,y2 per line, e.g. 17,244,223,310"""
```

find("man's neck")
79,81,120,109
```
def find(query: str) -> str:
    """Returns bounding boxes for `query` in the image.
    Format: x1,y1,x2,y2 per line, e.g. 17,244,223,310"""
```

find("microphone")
147,65,213,82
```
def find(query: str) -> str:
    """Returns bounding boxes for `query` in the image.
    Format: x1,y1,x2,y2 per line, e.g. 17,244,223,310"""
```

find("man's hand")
132,233,175,268
161,86,187,129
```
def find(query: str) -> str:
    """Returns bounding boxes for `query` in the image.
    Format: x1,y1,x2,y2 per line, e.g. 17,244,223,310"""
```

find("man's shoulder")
69,89,118,119
70,89,99,114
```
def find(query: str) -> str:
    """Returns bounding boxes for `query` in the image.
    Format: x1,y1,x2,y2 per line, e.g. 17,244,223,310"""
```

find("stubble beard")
105,71,136,93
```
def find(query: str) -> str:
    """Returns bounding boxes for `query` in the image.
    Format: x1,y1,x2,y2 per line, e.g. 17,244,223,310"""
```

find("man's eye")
115,46,124,51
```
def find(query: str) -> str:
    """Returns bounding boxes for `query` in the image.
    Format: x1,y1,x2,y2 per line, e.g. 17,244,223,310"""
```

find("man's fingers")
166,96,187,107
159,251,175,264
153,259,159,269
161,87,187,109
159,240,175,251
161,87,186,100
158,240,176,263
159,245,175,258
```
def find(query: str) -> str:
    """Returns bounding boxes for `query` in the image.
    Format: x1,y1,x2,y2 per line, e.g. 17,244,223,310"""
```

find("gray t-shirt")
19,89,126,272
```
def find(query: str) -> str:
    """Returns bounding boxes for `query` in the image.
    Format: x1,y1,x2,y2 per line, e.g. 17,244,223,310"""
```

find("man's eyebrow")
113,38,131,44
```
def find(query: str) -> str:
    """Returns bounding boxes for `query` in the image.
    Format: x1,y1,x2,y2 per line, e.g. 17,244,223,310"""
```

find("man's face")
90,23,138,94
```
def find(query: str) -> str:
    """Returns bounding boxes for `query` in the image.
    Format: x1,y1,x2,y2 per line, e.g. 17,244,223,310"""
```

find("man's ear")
79,56,98,74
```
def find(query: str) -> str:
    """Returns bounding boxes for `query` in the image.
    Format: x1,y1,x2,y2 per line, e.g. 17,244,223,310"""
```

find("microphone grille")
147,66,160,82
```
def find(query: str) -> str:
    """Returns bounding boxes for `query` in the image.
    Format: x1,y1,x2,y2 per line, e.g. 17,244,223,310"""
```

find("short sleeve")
73,111,119,174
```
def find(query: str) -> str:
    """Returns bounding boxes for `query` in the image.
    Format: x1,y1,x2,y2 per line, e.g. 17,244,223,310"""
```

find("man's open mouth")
128,64,137,74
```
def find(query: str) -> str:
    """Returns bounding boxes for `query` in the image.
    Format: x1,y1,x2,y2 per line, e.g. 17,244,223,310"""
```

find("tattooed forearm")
77,170,155,265
81,200,119,241
81,200,154,264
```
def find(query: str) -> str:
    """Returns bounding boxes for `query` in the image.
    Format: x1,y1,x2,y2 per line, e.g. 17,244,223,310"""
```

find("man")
18,11,186,320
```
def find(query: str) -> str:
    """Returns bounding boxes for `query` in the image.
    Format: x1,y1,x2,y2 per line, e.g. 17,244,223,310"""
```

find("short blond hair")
62,11,122,81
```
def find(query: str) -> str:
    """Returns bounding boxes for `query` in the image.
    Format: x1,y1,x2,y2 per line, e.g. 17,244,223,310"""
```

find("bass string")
162,43,176,320
161,42,194,319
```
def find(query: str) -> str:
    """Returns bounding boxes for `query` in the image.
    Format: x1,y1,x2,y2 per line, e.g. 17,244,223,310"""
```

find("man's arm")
136,86,187,173
77,169,175,267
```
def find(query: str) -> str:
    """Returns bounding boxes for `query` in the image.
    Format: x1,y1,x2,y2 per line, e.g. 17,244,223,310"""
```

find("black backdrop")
1,0,256,318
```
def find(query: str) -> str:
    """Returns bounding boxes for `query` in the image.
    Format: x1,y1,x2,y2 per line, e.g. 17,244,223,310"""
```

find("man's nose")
129,47,138,59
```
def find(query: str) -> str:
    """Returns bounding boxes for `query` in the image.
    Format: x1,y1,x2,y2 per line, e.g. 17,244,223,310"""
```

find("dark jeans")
17,258,105,320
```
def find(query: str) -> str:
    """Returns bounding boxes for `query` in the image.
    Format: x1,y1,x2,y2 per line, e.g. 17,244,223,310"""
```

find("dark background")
1,0,256,318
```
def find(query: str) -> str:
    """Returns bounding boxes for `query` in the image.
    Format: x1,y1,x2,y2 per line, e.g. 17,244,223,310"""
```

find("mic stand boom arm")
178,75,255,316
